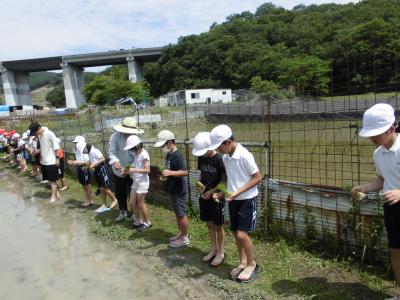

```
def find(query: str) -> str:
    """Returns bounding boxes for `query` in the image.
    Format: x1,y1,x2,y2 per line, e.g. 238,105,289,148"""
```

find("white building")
155,89,232,107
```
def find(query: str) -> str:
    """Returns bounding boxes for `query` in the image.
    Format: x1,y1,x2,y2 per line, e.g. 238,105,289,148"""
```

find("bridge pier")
126,56,144,82
61,62,85,109
0,67,31,106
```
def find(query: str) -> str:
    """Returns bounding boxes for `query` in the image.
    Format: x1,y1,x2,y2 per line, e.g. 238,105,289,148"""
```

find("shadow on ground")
272,276,391,300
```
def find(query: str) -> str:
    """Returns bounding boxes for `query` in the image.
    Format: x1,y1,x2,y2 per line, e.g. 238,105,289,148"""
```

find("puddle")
0,170,180,300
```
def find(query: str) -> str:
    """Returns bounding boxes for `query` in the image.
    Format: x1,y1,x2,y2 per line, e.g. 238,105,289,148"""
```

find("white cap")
12,133,20,139
192,132,211,156
22,132,28,140
154,130,175,147
113,117,144,134
17,140,25,147
124,135,141,150
209,125,232,150
359,103,396,137
76,141,87,153
73,135,85,143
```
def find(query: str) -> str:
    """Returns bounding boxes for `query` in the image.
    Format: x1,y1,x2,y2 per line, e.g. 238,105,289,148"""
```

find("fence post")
184,99,193,210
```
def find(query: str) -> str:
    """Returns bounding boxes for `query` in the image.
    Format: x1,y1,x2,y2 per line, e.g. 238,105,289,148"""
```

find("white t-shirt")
74,148,89,162
374,134,400,192
38,127,60,165
88,146,104,164
222,143,259,200
131,149,150,182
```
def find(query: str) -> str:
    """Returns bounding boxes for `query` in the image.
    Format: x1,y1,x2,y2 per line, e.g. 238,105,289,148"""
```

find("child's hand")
202,190,213,200
212,192,224,203
67,160,74,165
89,163,95,169
162,169,172,177
226,191,237,202
384,189,400,205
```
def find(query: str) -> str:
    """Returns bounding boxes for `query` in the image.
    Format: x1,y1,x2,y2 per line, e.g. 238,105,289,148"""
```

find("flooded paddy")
0,171,181,300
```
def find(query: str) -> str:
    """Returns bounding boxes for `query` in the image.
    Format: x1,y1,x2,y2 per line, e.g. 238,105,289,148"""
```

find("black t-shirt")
164,149,187,195
197,153,225,191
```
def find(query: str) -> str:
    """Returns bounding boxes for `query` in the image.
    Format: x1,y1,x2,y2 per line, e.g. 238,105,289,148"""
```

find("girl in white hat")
123,135,152,231
77,142,118,213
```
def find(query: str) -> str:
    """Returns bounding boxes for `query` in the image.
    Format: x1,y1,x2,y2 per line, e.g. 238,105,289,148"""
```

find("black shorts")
57,157,65,178
77,165,91,185
41,165,60,182
384,203,400,249
94,164,112,188
31,153,41,166
199,196,225,226
228,196,258,232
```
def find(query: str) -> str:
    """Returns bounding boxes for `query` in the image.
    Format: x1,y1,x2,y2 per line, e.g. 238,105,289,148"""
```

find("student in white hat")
192,132,226,267
154,129,189,248
68,136,94,207
77,141,118,213
352,103,400,283
109,117,144,222
123,135,152,232
209,124,262,283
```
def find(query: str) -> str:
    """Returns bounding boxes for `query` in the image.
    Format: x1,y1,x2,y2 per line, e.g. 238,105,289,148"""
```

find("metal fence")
2,95,400,265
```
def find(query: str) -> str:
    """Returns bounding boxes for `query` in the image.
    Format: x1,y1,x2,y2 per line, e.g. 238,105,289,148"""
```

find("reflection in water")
0,171,180,300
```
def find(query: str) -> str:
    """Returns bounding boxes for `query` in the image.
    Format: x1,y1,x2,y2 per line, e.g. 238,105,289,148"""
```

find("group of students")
0,127,68,197
2,103,400,285
1,117,263,283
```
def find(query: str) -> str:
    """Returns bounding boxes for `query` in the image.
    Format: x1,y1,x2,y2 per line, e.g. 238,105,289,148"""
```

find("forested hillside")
145,0,400,97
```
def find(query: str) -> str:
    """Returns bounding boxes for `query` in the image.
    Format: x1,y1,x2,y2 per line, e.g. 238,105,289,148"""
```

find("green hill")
145,0,400,97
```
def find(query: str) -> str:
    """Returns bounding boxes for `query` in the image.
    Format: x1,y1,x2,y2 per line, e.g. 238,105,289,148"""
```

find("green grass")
2,160,399,299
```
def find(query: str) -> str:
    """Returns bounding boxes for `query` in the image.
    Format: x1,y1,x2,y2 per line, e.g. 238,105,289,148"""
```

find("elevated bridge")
0,47,162,108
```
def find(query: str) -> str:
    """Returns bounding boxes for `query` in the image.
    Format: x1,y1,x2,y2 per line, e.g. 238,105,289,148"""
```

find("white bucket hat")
124,135,142,150
12,133,20,139
73,135,85,143
154,130,175,147
22,132,28,140
359,103,396,137
113,117,144,134
192,132,211,156
209,124,232,150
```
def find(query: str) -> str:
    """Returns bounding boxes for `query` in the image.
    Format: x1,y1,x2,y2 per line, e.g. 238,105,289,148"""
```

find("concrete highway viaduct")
0,47,162,108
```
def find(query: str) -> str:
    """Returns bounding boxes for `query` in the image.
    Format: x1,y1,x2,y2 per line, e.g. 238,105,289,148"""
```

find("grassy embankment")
1,159,399,299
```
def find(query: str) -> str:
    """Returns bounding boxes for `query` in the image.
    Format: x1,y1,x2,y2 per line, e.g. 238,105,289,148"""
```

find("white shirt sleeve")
243,152,259,176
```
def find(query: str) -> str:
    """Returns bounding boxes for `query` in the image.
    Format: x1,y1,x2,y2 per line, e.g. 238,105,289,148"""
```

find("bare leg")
211,225,225,266
103,188,117,208
203,221,217,262
49,181,60,202
130,191,141,223
230,230,248,278
137,193,150,224
235,230,257,281
177,215,189,238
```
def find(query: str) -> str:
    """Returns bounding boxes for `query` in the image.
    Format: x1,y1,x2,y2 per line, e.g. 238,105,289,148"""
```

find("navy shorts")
384,202,400,249
94,164,112,189
77,165,91,185
228,196,258,232
169,193,186,217
199,196,225,226
41,165,60,182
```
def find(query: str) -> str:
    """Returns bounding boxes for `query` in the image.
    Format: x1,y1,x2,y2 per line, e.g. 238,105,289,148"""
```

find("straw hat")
113,117,144,134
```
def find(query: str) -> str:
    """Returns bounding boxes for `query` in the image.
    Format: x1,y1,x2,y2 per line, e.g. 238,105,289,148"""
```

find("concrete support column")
61,62,85,108
126,56,144,82
0,67,31,106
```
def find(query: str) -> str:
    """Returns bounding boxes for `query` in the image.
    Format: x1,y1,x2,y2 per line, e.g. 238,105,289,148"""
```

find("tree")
250,76,279,97
46,84,66,107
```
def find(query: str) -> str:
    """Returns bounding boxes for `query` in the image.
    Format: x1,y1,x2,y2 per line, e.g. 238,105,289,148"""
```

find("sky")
0,0,358,62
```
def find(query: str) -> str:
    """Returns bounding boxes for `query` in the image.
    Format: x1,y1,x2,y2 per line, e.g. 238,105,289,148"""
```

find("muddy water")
0,171,180,300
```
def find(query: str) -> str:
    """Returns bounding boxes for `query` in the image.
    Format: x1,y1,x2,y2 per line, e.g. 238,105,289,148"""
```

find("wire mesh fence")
2,53,400,265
